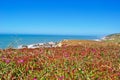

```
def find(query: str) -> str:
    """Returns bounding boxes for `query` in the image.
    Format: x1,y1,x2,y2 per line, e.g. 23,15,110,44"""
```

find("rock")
17,41,63,49
57,42,62,47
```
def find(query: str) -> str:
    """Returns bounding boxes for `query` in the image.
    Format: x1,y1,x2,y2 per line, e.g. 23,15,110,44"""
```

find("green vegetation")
0,41,120,80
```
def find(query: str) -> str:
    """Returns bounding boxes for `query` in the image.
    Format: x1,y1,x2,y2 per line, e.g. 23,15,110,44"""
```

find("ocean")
0,34,102,49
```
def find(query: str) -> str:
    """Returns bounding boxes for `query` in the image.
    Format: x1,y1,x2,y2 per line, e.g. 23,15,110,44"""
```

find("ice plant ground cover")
0,41,120,80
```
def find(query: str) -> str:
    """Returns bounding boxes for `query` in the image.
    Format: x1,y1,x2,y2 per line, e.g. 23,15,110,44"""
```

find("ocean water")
0,34,101,49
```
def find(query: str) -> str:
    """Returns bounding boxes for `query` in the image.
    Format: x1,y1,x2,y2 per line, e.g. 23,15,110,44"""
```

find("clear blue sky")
0,0,120,35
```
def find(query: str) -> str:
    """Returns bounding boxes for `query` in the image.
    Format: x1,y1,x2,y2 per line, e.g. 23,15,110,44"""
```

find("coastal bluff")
101,33,120,44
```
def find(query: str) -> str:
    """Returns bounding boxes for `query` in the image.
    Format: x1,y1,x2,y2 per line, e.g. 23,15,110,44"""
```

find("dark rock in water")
33,44,39,47
22,45,28,48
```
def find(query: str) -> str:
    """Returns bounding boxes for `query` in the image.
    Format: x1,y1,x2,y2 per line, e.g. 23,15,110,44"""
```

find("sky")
0,0,120,35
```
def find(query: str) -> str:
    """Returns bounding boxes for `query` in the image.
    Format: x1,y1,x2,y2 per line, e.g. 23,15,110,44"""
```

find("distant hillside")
102,33,120,43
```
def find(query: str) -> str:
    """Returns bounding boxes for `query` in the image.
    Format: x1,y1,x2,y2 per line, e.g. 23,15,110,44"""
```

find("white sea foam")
101,37,107,40
93,39,101,41
17,43,41,49
17,42,58,49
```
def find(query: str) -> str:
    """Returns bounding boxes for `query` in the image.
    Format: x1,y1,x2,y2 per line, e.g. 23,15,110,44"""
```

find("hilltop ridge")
102,33,120,43
105,33,120,39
